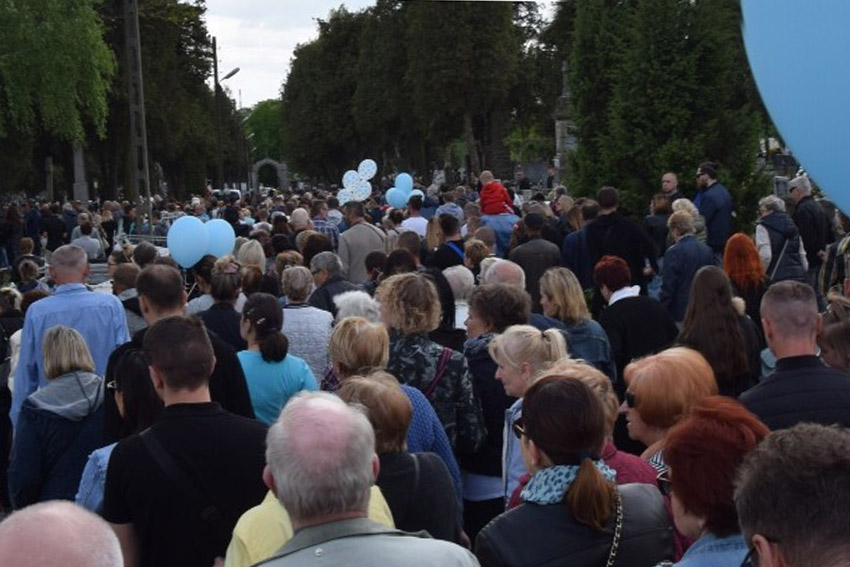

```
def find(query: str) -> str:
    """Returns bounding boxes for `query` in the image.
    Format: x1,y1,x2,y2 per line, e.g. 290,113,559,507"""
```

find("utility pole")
212,37,239,190
124,0,152,224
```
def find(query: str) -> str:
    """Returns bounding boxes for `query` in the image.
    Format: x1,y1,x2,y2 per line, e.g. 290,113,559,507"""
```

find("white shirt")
401,216,428,238
608,285,641,306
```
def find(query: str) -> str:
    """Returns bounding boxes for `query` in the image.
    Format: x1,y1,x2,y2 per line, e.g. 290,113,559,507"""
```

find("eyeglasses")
512,416,527,440
656,470,672,496
625,390,637,408
739,547,756,567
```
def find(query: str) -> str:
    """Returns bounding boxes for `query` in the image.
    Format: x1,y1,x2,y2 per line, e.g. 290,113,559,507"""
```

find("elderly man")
308,252,359,318
255,392,479,567
659,210,716,323
10,244,129,425
734,424,850,567
338,201,386,284
789,175,831,296
0,501,124,566
740,281,850,430
755,195,808,284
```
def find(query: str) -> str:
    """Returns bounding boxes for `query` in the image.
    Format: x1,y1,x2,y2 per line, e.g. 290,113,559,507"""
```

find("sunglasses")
512,416,527,440
739,547,756,567
625,390,637,408
656,470,672,496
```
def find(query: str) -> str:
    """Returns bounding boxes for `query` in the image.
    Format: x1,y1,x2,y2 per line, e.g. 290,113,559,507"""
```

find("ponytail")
259,332,288,363
541,328,568,360
566,458,615,531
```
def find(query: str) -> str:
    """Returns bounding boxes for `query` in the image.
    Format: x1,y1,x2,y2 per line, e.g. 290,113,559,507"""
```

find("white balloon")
353,179,372,201
338,189,355,204
357,159,377,180
342,170,359,189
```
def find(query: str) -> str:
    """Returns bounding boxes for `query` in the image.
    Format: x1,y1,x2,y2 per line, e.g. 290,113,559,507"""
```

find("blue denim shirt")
530,315,617,382
481,213,519,258
673,533,747,567
75,443,116,514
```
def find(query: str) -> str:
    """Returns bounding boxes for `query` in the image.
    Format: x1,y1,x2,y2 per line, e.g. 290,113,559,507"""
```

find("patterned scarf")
521,462,617,505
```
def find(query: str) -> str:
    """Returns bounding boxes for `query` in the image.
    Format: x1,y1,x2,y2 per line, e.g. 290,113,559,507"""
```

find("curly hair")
376,273,441,335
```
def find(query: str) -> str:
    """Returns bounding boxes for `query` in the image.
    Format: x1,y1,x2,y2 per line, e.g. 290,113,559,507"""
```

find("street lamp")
213,36,239,189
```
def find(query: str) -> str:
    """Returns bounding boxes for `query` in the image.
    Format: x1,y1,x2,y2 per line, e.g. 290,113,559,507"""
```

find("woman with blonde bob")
489,324,567,504
539,267,616,380
620,347,718,475
476,375,673,567
327,317,462,499
379,273,485,454
8,326,104,507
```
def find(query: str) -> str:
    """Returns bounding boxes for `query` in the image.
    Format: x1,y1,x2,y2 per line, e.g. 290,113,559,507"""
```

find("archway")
251,158,289,193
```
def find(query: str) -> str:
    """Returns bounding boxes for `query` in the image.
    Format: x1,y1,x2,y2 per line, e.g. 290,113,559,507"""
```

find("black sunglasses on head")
625,390,637,408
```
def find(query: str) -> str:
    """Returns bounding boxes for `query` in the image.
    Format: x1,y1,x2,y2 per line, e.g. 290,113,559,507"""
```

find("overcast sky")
204,0,376,109
204,1,557,109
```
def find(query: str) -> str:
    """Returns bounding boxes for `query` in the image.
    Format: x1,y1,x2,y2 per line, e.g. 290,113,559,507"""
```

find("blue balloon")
395,173,413,194
743,1,850,214
386,187,408,209
206,218,236,258
167,216,209,268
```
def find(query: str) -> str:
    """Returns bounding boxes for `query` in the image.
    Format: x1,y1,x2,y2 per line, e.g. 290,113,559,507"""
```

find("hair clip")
223,262,239,274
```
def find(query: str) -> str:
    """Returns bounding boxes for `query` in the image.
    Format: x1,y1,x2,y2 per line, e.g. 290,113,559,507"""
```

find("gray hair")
310,251,343,277
671,198,699,217
334,290,381,323
50,245,88,274
266,392,375,523
759,194,786,214
735,424,850,567
0,501,123,567
443,265,475,300
281,266,314,302
481,259,526,290
788,175,813,195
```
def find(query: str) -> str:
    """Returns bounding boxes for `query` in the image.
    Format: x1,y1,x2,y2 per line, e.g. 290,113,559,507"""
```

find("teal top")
236,351,317,424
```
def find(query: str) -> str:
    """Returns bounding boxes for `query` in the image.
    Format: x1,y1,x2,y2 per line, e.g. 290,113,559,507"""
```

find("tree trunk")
463,111,481,174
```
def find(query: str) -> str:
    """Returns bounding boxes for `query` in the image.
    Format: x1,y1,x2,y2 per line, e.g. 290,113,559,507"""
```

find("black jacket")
198,303,247,352
103,326,255,444
659,235,717,322
759,211,806,283
740,355,850,430
475,483,673,567
792,195,830,267
308,276,359,318
425,239,465,272
586,212,658,293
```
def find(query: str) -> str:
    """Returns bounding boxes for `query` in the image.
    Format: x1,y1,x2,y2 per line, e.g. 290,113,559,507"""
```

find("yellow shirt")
224,487,395,567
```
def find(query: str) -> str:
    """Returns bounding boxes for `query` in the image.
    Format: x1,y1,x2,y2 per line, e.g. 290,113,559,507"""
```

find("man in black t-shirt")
103,315,267,567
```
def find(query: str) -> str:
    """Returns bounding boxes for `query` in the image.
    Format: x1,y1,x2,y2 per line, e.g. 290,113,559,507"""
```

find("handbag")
605,488,624,567
423,347,453,399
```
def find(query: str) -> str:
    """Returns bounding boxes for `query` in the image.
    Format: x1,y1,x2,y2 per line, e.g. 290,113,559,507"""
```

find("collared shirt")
11,283,129,424
609,285,641,306
312,217,340,250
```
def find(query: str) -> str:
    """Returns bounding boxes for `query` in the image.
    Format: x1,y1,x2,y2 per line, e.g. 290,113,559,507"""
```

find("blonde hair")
43,326,95,379
425,217,443,251
210,255,242,302
624,347,718,429
464,238,489,270
672,198,699,218
275,250,303,278
376,273,441,335
236,239,266,270
538,360,618,438
329,317,389,378
539,267,589,324
489,324,568,377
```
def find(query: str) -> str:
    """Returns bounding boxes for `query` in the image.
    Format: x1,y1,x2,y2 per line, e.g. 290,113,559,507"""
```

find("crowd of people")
0,161,849,567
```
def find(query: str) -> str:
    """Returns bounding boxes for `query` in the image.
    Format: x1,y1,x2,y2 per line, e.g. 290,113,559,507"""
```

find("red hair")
664,396,769,536
723,233,765,291
593,255,631,292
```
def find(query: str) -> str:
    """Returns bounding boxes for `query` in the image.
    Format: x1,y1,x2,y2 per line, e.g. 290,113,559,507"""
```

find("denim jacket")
75,443,116,514
672,532,747,567
502,399,525,505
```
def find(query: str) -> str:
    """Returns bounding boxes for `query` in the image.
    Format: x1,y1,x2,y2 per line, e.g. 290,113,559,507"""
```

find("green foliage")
0,0,116,141
245,99,282,162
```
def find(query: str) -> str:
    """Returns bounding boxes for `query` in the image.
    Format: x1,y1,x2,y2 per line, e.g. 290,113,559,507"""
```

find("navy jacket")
792,195,830,267
660,235,716,322
759,211,806,283
697,182,734,252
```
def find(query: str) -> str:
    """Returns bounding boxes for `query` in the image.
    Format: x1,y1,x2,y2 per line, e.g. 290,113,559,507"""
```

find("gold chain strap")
605,488,624,567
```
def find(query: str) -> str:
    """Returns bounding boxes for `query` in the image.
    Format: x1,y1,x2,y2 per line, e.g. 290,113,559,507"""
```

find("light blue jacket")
75,443,116,514
673,533,748,567
502,398,525,505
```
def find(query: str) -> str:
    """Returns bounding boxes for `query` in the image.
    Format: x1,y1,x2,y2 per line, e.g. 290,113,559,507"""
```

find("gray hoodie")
28,371,104,421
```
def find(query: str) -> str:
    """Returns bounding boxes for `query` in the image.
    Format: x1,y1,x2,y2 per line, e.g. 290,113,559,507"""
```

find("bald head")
265,392,375,525
49,245,89,284
0,501,123,567
481,259,526,290
661,172,678,194
290,208,310,230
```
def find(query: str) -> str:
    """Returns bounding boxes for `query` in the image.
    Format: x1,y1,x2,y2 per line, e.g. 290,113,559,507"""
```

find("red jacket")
479,181,514,215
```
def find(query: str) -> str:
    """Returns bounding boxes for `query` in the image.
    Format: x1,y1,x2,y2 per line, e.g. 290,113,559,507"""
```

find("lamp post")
212,36,239,189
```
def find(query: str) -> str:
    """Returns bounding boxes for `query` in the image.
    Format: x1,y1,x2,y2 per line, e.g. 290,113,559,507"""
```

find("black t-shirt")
103,403,268,567
425,239,465,272
43,215,67,250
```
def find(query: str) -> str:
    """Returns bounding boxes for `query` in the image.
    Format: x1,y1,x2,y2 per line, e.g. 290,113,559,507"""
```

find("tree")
0,0,116,142
245,99,282,162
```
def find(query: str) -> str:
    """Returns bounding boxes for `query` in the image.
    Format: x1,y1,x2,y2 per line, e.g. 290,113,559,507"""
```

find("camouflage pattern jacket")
387,331,486,453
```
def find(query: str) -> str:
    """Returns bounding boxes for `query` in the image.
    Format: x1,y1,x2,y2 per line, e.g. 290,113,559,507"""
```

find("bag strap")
424,347,453,399
140,429,228,537
769,236,791,282
445,241,465,261
605,488,624,567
